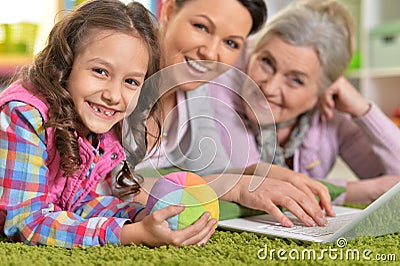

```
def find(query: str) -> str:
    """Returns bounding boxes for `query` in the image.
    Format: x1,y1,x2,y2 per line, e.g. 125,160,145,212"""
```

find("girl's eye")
93,68,107,76
125,78,140,88
193,23,208,33
225,40,239,49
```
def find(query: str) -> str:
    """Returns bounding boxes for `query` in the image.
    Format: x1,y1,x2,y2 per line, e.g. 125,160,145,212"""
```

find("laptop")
218,182,400,243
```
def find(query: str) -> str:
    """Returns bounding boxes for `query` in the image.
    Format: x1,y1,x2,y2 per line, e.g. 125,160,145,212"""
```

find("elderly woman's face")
244,35,321,126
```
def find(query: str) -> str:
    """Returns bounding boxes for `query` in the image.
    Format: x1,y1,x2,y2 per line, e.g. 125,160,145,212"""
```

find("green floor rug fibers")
1,175,397,265
0,231,399,265
1,186,399,265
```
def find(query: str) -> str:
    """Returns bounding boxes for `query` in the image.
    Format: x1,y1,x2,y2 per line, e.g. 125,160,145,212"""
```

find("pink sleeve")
353,103,400,175
338,103,400,178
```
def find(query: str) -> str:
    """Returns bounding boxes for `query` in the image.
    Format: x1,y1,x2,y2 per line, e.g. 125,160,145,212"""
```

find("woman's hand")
213,164,333,228
247,165,332,227
320,76,370,121
121,206,216,247
346,176,400,204
266,164,334,218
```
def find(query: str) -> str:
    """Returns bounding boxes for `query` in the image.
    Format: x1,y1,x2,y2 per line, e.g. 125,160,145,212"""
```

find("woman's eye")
261,57,274,73
193,23,208,32
292,76,304,85
93,68,107,76
288,76,304,86
262,57,272,67
225,40,239,49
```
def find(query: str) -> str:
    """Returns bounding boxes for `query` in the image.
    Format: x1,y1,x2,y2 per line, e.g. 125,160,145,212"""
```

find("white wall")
265,0,293,18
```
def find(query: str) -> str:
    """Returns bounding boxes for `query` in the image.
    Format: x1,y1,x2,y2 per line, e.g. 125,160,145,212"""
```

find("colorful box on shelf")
0,26,4,54
391,117,400,128
347,50,361,71
0,22,38,55
392,107,400,128
370,21,400,68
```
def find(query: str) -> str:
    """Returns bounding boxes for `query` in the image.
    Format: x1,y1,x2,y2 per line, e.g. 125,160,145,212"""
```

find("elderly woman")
237,0,400,205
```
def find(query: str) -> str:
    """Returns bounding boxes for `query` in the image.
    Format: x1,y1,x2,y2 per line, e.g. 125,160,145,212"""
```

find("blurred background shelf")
346,67,400,79
349,0,400,116
0,54,33,76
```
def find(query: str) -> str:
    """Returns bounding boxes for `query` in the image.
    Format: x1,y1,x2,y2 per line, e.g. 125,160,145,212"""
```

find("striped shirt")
0,101,143,248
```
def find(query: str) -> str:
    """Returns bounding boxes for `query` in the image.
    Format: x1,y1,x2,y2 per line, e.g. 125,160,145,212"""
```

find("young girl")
0,0,215,248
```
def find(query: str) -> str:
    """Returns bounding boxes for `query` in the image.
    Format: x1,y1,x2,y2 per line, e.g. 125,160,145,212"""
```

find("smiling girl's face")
160,0,252,91
67,29,149,135
244,35,321,126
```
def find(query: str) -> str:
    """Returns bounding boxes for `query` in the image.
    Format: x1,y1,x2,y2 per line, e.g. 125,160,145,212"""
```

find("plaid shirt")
0,100,143,248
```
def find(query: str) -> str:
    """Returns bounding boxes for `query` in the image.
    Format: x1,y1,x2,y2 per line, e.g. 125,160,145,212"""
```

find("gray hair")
253,0,354,92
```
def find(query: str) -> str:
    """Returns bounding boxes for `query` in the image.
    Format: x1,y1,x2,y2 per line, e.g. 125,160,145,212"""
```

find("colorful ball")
145,172,219,230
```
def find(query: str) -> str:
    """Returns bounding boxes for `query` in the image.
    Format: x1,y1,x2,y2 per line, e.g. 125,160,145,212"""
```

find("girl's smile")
86,101,119,118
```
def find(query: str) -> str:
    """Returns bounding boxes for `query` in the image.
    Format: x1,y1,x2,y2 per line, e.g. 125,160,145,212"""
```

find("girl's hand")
121,205,216,247
320,76,370,121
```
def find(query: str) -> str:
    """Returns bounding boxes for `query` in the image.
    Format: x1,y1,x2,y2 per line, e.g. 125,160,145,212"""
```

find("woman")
237,0,400,205
132,0,333,228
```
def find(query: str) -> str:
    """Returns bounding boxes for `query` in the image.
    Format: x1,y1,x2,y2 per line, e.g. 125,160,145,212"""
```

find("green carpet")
4,202,398,265
1,172,397,265
1,230,399,265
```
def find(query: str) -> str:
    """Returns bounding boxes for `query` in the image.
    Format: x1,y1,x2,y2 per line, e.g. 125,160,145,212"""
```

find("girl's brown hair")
17,0,161,196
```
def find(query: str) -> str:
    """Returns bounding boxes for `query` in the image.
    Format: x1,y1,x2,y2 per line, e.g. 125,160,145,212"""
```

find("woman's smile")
184,57,210,76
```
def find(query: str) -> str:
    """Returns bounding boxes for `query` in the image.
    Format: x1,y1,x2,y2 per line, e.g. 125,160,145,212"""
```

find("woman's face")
244,35,321,126
160,0,252,91
67,30,149,135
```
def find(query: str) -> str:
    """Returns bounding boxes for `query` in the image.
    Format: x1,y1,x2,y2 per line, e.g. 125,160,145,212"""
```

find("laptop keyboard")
254,213,356,237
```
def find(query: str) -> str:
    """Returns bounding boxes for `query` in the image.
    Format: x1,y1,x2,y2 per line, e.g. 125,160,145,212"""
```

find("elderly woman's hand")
209,164,334,228
346,176,400,205
319,76,370,121
234,173,332,227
